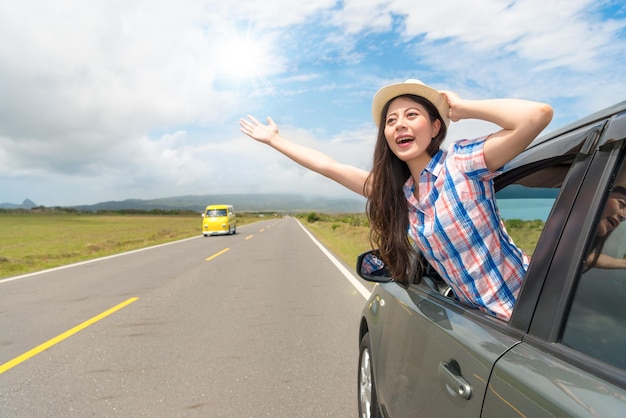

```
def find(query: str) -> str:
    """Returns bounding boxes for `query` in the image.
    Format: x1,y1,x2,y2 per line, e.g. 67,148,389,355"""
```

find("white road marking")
295,219,372,300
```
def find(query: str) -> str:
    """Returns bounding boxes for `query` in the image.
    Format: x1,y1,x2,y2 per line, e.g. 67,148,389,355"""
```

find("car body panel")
366,283,521,417
483,343,626,418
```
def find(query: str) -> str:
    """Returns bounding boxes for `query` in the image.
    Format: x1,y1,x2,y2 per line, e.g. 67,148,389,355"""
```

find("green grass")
0,210,544,280
503,219,544,256
296,212,544,267
0,212,260,279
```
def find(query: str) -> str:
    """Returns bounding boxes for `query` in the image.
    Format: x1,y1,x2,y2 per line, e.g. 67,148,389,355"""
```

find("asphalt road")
0,217,373,417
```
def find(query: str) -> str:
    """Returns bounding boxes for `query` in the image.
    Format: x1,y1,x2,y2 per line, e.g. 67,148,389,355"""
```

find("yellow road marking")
245,235,254,240
0,297,139,375
206,247,229,261
259,228,265,232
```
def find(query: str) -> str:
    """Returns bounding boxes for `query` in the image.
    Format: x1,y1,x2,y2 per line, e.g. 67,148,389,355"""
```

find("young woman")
240,79,553,320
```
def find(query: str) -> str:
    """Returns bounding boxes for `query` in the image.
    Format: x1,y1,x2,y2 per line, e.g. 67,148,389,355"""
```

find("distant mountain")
71,193,366,213
2,187,556,213
0,198,37,209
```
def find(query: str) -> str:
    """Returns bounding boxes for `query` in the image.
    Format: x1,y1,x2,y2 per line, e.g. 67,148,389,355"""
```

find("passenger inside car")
585,170,626,270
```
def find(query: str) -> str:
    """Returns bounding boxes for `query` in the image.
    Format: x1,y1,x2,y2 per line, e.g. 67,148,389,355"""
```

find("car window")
416,156,577,307
422,125,590,315
495,161,568,255
495,122,599,256
207,209,227,216
561,159,626,370
414,156,575,310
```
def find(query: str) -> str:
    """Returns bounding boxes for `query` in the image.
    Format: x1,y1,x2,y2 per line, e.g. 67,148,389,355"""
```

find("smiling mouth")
396,136,414,144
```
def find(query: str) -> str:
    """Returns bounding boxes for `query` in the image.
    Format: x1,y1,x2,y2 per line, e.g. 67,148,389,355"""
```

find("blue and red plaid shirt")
404,136,529,320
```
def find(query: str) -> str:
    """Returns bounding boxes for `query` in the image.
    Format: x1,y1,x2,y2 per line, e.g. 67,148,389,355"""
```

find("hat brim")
372,81,450,128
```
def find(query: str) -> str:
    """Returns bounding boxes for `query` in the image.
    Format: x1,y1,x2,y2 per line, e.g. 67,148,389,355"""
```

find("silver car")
357,101,626,417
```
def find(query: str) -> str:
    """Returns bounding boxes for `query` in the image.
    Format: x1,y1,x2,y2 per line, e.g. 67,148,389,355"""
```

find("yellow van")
202,204,236,236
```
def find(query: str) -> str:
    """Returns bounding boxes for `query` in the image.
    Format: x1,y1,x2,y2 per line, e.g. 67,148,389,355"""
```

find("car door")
370,118,609,417
372,282,521,417
483,129,626,416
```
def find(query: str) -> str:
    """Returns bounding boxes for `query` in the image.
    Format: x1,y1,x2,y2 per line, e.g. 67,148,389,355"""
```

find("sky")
1,0,625,207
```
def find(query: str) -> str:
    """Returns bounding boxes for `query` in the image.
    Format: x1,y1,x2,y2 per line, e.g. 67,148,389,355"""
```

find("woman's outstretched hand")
239,115,279,144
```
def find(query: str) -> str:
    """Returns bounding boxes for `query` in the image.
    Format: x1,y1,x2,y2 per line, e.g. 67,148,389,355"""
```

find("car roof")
503,100,626,173
529,100,626,149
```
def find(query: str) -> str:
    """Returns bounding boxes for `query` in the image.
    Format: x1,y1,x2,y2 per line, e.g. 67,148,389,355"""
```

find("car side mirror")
356,250,393,283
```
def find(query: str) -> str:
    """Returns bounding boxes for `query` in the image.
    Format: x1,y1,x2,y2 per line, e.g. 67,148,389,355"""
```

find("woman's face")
597,191,626,237
383,96,440,166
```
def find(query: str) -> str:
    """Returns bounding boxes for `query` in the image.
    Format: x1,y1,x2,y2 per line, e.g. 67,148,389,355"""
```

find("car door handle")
438,361,472,400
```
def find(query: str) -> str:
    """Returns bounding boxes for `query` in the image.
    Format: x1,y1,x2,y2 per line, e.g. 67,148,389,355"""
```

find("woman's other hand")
439,90,463,122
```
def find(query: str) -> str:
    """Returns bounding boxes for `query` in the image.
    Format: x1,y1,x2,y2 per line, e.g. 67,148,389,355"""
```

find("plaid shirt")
404,137,529,320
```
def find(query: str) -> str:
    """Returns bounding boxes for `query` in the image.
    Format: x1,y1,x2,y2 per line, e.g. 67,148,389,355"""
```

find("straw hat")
371,79,450,128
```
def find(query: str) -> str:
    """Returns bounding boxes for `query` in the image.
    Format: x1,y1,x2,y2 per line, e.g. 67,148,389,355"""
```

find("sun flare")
214,31,273,81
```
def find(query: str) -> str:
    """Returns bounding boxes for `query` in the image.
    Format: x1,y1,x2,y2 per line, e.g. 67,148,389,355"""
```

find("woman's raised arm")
240,115,371,197
441,92,553,172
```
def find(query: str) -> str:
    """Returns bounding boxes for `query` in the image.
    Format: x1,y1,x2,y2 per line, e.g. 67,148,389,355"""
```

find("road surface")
0,217,373,417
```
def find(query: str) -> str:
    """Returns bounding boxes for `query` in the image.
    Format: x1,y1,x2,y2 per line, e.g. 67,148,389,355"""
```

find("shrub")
505,219,523,229
307,212,320,223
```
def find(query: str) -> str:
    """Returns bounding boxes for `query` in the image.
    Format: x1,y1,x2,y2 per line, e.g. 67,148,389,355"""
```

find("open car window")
415,153,579,308
495,169,563,257
495,122,598,256
416,123,599,319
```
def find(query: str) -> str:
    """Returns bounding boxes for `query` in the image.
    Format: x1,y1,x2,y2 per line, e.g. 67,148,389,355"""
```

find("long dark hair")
364,94,447,285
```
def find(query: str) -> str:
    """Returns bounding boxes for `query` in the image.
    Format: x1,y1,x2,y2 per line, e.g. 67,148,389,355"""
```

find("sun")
214,30,274,81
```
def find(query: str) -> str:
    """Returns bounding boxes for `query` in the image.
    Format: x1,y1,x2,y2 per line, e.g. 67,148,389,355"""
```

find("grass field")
0,211,543,280
295,212,543,271
0,212,260,279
